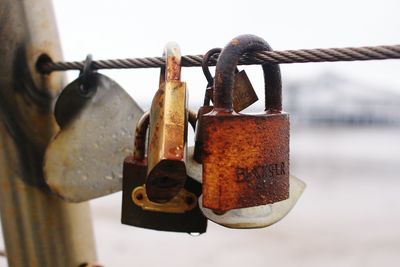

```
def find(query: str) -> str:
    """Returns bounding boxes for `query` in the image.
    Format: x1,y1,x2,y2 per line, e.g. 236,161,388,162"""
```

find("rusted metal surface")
194,47,258,163
121,113,207,233
146,42,188,203
44,73,143,202
0,0,97,266
194,48,220,163
202,35,290,212
200,47,258,113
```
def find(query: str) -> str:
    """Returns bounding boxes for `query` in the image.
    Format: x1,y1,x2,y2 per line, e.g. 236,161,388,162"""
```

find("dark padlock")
146,42,188,203
202,34,289,212
121,112,207,234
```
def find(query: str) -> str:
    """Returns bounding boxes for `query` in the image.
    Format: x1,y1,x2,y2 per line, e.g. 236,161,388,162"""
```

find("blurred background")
2,0,400,266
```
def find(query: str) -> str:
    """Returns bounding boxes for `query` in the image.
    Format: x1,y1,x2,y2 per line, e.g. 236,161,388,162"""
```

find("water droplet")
189,232,201,237
78,156,83,162
112,133,116,139
105,175,113,180
82,175,88,181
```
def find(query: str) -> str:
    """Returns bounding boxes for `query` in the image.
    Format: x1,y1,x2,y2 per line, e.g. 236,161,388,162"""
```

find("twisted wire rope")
39,44,400,73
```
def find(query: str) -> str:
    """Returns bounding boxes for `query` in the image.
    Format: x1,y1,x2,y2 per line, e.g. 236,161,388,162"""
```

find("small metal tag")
233,70,258,112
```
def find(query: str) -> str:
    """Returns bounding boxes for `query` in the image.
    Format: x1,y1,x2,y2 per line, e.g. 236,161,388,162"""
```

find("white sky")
53,0,400,109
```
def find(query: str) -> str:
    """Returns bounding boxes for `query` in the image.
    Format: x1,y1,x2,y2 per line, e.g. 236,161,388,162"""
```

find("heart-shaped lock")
44,56,143,202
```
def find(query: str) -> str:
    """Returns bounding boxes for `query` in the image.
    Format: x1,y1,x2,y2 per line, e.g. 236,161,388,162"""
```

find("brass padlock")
202,34,290,212
121,112,207,233
194,48,258,163
146,42,188,203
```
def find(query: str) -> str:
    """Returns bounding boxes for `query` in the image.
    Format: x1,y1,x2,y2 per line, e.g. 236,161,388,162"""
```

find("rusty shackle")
159,43,182,85
213,34,282,112
133,111,150,162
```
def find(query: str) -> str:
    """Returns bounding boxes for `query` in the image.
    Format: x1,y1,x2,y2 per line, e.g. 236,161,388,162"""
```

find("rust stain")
146,44,187,203
202,112,290,212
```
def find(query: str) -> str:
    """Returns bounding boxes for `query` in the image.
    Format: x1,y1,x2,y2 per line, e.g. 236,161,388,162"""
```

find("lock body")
121,156,207,233
202,112,289,211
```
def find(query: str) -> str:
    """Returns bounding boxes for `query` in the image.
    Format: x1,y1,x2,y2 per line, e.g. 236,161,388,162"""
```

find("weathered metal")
194,48,220,163
0,0,97,266
121,112,207,233
202,35,290,212
146,42,188,203
194,47,258,163
132,186,197,213
44,72,143,202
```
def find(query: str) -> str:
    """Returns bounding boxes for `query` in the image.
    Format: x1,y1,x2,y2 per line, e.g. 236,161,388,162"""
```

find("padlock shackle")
133,110,196,161
213,34,282,112
201,48,222,106
202,48,222,87
133,111,150,161
159,42,182,86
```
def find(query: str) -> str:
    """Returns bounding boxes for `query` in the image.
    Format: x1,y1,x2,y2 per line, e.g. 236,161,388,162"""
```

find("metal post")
0,0,97,266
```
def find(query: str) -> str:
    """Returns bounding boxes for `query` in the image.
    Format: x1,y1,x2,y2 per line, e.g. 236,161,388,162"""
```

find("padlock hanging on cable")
121,111,207,233
201,34,291,212
187,38,305,228
44,55,144,202
146,42,189,203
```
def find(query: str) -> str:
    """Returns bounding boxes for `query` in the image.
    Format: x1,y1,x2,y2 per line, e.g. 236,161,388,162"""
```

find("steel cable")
38,44,400,74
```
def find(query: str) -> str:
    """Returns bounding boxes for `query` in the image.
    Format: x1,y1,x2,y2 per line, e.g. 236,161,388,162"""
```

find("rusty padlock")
194,48,258,163
146,42,188,203
202,34,290,212
121,112,207,233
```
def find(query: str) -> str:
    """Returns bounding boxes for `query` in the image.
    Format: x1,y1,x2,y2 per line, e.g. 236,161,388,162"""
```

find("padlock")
44,55,143,202
121,112,207,233
146,42,188,203
202,34,290,212
194,48,258,163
